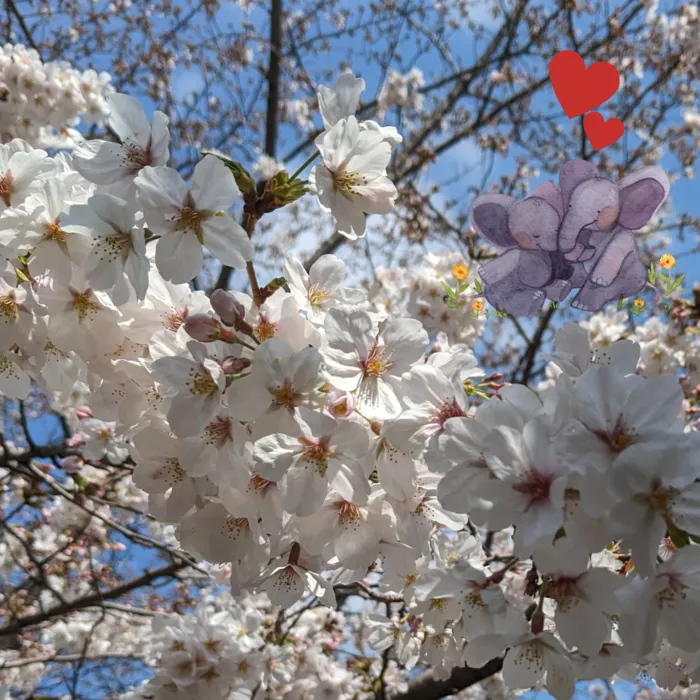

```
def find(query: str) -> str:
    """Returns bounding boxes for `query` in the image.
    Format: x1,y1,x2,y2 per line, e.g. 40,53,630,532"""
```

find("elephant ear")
529,181,564,219
470,194,518,249
617,166,670,230
559,159,600,208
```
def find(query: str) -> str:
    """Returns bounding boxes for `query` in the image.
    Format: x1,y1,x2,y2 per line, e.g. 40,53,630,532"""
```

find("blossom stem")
243,213,264,307
234,337,258,351
289,152,319,181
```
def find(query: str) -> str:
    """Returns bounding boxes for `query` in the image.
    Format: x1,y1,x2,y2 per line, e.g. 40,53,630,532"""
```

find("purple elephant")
470,159,670,316
470,184,591,316
556,159,670,311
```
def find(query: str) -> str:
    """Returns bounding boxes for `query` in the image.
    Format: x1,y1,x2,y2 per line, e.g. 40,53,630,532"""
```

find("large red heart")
583,112,624,150
549,50,620,119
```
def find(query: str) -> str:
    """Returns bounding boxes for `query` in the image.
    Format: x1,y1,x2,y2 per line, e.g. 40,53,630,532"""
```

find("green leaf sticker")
441,280,457,299
473,279,483,294
670,275,685,293
647,264,656,285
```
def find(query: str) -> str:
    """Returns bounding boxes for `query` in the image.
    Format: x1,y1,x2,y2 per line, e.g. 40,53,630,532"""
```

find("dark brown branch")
265,0,282,159
390,657,503,700
0,562,187,637
5,0,41,54
214,0,282,293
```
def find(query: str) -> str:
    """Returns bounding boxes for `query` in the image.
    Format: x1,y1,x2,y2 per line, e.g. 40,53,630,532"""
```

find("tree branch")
390,657,503,700
0,562,187,637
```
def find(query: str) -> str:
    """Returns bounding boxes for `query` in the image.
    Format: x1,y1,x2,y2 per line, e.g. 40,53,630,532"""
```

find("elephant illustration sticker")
466,159,671,317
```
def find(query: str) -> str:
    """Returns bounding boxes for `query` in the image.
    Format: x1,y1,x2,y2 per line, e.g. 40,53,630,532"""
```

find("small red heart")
583,112,624,150
549,50,620,119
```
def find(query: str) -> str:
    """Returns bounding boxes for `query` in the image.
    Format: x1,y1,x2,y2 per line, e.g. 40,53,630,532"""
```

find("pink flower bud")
327,389,355,418
184,314,222,342
62,456,83,474
76,408,92,419
221,356,252,375
210,289,246,327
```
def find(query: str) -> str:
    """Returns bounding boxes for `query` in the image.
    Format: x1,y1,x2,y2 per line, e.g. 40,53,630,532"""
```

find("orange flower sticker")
633,298,645,309
452,263,469,281
472,300,484,312
659,253,675,270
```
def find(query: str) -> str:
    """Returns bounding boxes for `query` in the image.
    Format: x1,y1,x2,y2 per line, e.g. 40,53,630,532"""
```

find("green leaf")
670,274,685,293
440,280,457,299
446,299,460,309
647,264,656,285
484,309,490,319
15,268,29,283
456,282,471,294
617,297,627,310
473,278,483,294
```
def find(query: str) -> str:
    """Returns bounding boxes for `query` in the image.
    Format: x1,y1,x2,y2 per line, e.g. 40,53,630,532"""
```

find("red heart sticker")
549,50,620,119
583,112,624,150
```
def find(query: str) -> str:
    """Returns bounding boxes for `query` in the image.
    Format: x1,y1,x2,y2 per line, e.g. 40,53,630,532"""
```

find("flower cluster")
120,592,373,700
376,67,425,118
1,56,700,700
0,43,113,148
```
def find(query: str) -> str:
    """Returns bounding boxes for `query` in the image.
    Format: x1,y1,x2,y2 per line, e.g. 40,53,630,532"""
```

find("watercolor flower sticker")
452,263,469,281
659,253,675,270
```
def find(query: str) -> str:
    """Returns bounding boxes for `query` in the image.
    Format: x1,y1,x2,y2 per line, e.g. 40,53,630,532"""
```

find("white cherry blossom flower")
253,406,371,516
63,192,149,304
309,116,397,240
135,155,252,283
617,545,700,657
322,308,428,419
0,139,55,212
227,338,323,439
466,627,575,700
150,340,226,438
283,253,366,325
72,93,169,198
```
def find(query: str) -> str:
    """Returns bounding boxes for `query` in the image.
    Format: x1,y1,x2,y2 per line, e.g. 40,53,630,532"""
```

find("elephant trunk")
558,211,591,253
